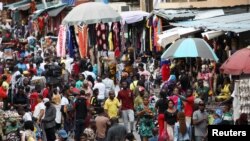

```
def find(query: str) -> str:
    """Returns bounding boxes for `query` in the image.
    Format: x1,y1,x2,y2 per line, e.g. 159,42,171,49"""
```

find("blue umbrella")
161,38,219,62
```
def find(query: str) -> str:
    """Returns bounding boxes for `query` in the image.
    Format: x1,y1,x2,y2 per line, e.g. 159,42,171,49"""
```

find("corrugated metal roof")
171,12,250,33
148,9,196,21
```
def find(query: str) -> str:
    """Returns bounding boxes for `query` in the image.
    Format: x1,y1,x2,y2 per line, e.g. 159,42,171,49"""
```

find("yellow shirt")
104,98,120,118
130,80,138,91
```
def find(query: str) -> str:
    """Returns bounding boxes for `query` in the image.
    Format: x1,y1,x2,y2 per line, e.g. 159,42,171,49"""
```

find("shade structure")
161,38,219,62
220,46,250,75
158,27,199,48
62,2,121,25
121,11,149,24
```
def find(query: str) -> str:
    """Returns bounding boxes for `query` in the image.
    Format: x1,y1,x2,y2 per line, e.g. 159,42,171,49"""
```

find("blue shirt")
213,118,222,125
174,122,192,141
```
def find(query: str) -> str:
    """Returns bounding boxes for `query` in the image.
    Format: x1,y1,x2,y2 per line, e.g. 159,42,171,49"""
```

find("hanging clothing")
108,32,114,51
37,17,45,33
56,25,67,57
111,22,121,51
78,25,88,58
67,27,73,57
96,23,108,51
153,16,161,52
30,1,36,13
146,19,153,51
88,24,97,47
121,22,126,53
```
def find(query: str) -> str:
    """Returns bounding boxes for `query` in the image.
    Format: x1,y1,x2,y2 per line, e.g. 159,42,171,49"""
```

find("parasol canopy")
161,38,219,62
62,2,121,25
220,46,250,75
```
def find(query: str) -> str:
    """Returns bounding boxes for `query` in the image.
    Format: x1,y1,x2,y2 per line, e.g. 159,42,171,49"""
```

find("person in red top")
29,89,39,112
43,83,51,99
28,63,37,76
174,88,195,125
118,80,134,133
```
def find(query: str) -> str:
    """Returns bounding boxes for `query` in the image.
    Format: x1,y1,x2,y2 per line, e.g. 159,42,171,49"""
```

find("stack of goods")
238,79,250,122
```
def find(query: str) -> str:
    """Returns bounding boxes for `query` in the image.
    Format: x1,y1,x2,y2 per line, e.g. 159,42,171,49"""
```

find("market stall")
59,2,122,75
220,46,250,122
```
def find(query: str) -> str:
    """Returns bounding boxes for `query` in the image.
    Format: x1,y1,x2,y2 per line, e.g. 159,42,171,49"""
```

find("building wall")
159,0,250,9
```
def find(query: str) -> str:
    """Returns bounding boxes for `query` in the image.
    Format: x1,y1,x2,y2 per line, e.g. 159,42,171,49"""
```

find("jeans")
45,127,56,141
75,119,85,141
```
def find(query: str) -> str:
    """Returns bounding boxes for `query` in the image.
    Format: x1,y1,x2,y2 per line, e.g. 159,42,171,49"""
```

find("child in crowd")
83,120,96,141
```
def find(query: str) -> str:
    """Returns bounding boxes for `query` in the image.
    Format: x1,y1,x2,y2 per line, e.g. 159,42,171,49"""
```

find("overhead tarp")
157,27,199,48
121,11,149,24
47,5,66,17
4,0,31,10
9,3,30,11
171,12,250,33
32,3,67,20
202,30,225,40
148,9,196,21
194,9,224,20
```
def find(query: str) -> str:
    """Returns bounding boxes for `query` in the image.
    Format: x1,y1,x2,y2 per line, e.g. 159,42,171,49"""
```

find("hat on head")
43,98,49,104
58,129,68,138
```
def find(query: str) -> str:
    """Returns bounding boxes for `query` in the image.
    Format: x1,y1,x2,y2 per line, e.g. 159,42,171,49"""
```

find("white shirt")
54,104,62,124
23,112,32,122
82,71,96,80
93,82,106,100
11,71,21,88
61,96,69,106
33,102,46,119
102,78,115,98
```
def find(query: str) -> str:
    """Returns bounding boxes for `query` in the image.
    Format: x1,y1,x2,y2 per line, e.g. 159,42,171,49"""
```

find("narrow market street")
0,0,249,141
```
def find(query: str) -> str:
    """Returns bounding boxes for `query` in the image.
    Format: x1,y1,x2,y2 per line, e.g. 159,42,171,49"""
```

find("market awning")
157,27,200,48
201,30,225,40
47,5,66,17
32,3,67,20
148,9,196,21
121,11,149,24
4,0,31,10
171,12,250,33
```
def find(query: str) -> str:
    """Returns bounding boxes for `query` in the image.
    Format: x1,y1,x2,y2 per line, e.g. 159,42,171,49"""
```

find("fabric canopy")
121,11,149,24
62,2,121,25
158,27,199,48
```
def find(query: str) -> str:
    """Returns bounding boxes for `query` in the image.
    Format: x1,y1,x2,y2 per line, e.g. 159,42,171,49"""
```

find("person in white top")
33,95,45,123
60,92,70,132
102,74,115,99
93,77,106,102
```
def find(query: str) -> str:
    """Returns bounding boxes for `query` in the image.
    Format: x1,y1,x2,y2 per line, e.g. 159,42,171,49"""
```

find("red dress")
30,92,39,112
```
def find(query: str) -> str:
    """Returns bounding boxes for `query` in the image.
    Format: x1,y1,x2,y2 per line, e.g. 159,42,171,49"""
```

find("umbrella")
161,38,219,62
62,2,121,25
220,46,250,75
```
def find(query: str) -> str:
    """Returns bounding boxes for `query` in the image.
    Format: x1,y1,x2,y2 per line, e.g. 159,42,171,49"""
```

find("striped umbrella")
161,38,219,62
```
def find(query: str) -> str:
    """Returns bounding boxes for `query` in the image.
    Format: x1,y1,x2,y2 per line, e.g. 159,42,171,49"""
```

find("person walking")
193,101,208,141
136,96,155,141
174,112,192,141
106,117,127,141
104,90,120,118
118,80,135,133
74,90,88,141
155,91,168,135
42,98,56,141
95,107,110,141
164,99,178,141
